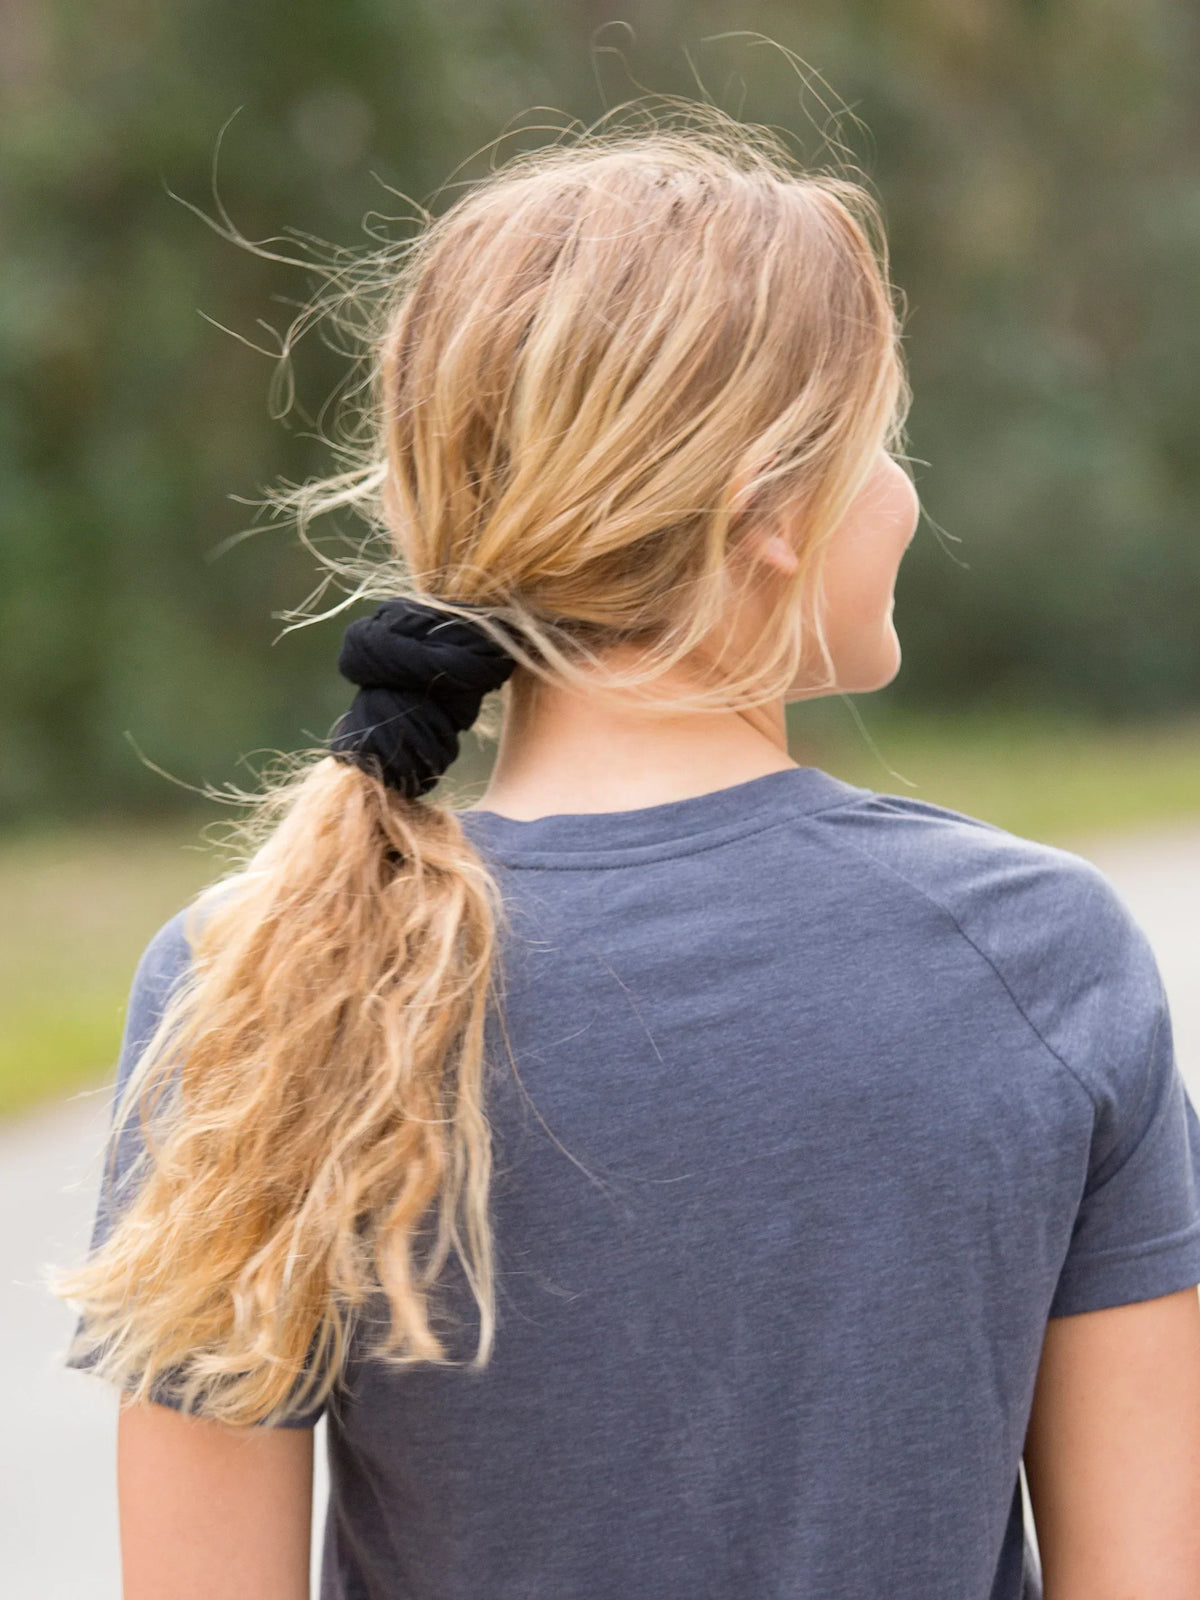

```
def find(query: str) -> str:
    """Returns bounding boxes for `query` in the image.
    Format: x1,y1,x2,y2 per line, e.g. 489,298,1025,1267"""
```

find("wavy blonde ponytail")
56,757,508,1423
54,103,910,1424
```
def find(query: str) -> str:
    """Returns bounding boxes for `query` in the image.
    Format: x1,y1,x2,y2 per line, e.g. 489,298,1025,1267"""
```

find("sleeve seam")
813,826,1101,1115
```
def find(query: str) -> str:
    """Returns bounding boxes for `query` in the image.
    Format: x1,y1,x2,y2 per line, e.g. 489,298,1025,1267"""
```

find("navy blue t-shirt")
71,765,1200,1599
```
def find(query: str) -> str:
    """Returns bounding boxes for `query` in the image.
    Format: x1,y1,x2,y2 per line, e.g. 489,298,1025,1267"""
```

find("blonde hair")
54,105,910,1425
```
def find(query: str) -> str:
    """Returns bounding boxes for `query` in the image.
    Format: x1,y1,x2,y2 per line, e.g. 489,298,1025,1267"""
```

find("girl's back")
102,767,1200,1598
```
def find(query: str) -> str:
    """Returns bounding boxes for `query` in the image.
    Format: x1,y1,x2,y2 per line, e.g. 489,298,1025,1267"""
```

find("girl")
58,112,1200,1600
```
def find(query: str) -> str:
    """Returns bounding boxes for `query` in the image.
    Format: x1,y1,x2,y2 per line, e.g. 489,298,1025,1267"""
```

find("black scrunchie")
330,597,519,798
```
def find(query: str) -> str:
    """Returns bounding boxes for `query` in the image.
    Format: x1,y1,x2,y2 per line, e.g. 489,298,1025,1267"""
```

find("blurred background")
4,0,1200,1115
2,3,1199,1590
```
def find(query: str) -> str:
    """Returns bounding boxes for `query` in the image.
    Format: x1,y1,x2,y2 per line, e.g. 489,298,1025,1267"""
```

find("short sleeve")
1043,871,1200,1318
66,908,325,1427
74,910,193,1262
817,799,1200,1321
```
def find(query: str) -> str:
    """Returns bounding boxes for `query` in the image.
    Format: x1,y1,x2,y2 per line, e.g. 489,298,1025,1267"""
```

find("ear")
746,525,801,577
728,460,801,577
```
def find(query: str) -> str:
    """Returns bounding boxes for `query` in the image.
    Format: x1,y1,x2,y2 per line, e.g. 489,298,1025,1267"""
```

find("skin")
474,449,921,822
1024,1291,1200,1599
118,1404,313,1600
118,445,1200,1597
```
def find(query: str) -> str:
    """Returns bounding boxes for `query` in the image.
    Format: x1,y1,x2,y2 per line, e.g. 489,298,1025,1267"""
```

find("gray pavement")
0,1089,331,1597
1072,819,1200,1082
3,823,1198,1595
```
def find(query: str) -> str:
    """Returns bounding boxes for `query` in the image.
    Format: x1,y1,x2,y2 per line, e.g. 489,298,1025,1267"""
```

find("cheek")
823,528,901,633
805,528,906,689
788,460,916,695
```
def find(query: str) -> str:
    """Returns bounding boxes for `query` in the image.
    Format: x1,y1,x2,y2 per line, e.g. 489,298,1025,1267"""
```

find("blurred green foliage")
3,0,1200,825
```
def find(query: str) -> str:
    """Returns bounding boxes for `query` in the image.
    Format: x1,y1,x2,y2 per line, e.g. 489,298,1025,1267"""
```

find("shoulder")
129,879,240,1003
116,907,196,1076
123,876,254,1041
134,906,194,987
814,788,1165,1102
815,788,1129,939
121,881,240,1064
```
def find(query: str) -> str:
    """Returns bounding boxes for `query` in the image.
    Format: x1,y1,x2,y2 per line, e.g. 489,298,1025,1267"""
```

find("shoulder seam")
811,822,1101,1116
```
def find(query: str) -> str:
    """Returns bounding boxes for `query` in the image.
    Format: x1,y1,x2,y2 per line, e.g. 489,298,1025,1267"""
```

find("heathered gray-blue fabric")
72,765,1200,1600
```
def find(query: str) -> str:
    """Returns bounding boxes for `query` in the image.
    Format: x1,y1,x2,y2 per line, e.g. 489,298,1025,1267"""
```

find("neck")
471,652,795,821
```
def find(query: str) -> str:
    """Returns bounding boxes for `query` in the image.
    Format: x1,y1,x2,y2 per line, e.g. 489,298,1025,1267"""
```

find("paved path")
0,1088,332,1598
3,823,1197,1596
1070,820,1200,1080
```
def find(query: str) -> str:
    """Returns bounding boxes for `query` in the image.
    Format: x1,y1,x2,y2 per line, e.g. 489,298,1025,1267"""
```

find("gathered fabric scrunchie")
330,596,520,799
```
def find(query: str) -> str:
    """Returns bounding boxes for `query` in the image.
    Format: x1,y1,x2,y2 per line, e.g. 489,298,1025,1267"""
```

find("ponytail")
56,755,506,1424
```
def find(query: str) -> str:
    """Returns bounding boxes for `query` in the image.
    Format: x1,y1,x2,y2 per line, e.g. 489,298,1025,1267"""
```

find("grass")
791,703,1200,847
3,709,1199,1121
0,822,218,1120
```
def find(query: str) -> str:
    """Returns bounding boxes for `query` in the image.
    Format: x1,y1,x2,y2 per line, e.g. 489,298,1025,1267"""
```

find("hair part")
54,101,910,1424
